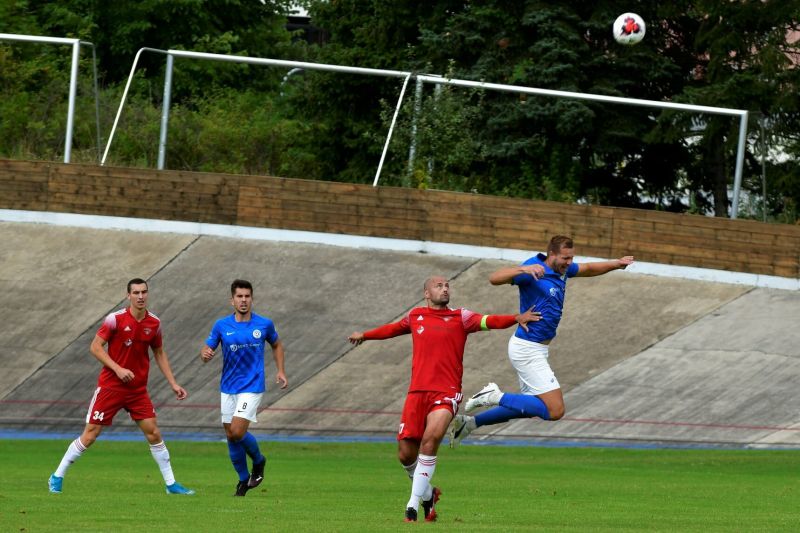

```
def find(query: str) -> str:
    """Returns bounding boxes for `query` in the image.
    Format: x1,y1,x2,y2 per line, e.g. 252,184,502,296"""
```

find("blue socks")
475,406,522,427
227,439,249,482
474,393,550,428
239,432,265,465
228,432,265,481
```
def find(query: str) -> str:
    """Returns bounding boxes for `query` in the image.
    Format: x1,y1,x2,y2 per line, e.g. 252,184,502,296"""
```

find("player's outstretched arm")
577,256,634,277
481,307,542,332
489,264,545,285
348,332,366,345
153,346,188,400
349,321,410,345
515,306,543,332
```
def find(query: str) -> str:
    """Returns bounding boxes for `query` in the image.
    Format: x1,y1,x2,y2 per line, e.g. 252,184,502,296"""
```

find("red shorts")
397,391,462,441
85,386,156,426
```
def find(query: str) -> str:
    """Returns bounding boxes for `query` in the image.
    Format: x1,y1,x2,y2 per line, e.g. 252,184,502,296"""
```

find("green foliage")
1,0,799,222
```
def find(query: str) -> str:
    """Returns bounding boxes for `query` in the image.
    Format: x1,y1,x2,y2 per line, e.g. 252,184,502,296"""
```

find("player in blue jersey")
449,236,633,446
200,279,287,496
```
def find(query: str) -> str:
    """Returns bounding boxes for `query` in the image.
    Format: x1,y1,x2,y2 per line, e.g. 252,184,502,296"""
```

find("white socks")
55,437,87,477
402,459,417,480
149,441,176,485
407,454,436,511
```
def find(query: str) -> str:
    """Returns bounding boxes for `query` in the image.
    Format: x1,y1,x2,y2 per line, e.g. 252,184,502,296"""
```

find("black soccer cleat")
248,457,266,488
404,507,418,522
422,486,441,522
234,480,249,497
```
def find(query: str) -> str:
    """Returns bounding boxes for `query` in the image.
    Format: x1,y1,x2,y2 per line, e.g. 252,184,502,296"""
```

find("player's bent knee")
397,450,417,465
548,405,565,420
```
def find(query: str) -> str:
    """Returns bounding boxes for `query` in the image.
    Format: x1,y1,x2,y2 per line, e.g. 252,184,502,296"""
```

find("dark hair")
547,236,574,255
127,278,148,293
230,279,253,296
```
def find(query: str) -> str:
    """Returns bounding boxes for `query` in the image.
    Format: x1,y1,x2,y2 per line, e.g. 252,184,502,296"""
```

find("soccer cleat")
449,414,475,448
234,480,250,496
48,474,63,494
165,482,195,495
422,486,441,522
464,382,503,413
404,507,418,522
248,457,266,488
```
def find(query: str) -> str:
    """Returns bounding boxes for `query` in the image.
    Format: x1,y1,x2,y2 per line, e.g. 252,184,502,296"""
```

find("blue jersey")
205,312,279,394
511,253,579,343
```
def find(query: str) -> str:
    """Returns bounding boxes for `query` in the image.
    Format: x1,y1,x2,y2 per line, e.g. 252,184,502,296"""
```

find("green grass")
1,439,798,532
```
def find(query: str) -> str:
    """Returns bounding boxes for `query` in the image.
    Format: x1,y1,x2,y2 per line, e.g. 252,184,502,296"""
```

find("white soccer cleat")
449,414,476,448
464,382,503,413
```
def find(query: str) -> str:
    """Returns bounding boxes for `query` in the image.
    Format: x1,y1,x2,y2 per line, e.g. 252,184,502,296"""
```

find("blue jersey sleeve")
205,320,222,350
264,321,279,346
567,262,579,278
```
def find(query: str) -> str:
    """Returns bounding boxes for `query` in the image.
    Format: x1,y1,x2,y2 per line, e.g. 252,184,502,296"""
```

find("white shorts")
508,336,560,395
220,392,262,424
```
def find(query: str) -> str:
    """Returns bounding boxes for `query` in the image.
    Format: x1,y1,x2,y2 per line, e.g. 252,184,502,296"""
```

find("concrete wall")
2,158,799,277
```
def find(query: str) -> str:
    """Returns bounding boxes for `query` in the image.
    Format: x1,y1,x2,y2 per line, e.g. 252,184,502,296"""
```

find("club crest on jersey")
124,339,133,346
143,328,152,335
549,287,559,297
252,329,261,339
417,326,424,334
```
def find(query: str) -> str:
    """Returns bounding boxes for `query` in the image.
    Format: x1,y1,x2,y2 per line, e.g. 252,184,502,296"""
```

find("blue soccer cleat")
165,482,195,495
48,474,63,493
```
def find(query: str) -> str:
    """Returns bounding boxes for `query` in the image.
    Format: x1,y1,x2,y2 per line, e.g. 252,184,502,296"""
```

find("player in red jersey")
48,278,195,495
348,276,541,522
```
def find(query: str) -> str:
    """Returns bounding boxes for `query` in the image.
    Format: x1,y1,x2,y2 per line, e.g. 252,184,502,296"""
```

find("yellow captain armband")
481,315,490,331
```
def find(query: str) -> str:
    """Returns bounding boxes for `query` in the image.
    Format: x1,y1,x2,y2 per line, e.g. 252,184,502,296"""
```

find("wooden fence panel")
1,160,798,278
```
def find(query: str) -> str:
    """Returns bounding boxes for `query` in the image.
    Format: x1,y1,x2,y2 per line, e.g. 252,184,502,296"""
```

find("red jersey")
96,307,163,391
364,306,484,394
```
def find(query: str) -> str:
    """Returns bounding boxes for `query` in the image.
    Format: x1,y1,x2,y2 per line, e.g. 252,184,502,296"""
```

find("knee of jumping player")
547,403,565,421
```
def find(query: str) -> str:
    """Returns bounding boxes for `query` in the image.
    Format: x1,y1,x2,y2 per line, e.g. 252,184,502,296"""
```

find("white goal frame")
102,50,749,218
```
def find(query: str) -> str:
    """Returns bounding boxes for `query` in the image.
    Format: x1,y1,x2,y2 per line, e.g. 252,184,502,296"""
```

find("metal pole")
416,74,748,219
373,74,412,187
102,47,168,166
429,83,443,180
63,41,80,163
407,77,424,179
0,35,100,164
760,116,767,222
85,42,102,162
168,49,410,79
280,67,304,96
157,53,174,170
730,111,749,219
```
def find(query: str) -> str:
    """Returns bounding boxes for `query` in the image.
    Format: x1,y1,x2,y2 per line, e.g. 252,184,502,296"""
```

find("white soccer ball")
613,12,646,45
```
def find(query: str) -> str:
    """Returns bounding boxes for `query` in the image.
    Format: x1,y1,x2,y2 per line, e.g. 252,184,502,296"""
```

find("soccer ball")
613,13,646,45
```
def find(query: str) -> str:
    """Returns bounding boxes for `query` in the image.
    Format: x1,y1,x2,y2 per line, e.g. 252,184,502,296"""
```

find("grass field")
1,439,798,532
